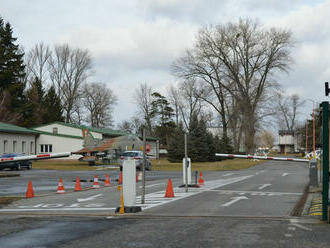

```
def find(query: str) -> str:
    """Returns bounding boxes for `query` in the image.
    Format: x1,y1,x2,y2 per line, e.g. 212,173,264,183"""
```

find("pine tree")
23,77,45,127
167,123,185,162
151,92,175,145
0,17,26,107
42,85,64,123
188,114,210,162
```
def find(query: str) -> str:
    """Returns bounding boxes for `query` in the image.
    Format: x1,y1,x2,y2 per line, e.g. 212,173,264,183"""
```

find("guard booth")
320,101,330,221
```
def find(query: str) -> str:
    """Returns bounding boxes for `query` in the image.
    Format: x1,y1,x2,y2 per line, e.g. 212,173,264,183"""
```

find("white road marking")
282,173,289,177
0,208,116,212
288,227,296,231
284,234,293,238
77,194,103,202
17,203,105,209
289,218,319,224
221,196,248,207
290,223,312,231
136,175,254,210
139,183,165,189
223,173,233,177
258,184,271,190
214,189,302,196
256,170,266,175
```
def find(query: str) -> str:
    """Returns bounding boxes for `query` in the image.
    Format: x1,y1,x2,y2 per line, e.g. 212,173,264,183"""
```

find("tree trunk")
243,113,256,154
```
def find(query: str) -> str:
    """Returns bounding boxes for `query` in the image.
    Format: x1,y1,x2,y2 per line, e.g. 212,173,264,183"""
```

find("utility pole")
185,133,188,192
141,128,146,204
305,121,308,154
321,101,329,221
313,102,316,158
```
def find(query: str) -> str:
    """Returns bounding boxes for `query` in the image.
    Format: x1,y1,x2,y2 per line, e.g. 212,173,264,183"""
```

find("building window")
30,142,34,154
40,144,53,153
22,141,26,154
13,141,17,153
3,140,8,153
53,127,58,134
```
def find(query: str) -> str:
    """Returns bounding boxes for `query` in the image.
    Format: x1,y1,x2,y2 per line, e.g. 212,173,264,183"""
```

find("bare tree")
258,130,275,149
167,80,203,131
133,83,155,133
25,42,51,85
82,82,117,127
117,120,133,133
48,44,92,123
173,18,293,152
276,92,304,131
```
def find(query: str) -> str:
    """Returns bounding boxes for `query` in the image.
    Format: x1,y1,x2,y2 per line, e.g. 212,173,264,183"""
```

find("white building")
34,122,160,158
0,121,159,159
32,122,131,159
0,122,39,156
278,130,297,153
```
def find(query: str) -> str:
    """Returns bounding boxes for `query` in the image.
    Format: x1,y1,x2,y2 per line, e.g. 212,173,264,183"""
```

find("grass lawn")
32,158,263,171
32,160,103,171
152,158,263,171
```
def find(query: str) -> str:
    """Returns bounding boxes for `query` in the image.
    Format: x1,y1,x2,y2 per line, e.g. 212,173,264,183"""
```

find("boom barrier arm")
215,153,310,163
0,152,72,163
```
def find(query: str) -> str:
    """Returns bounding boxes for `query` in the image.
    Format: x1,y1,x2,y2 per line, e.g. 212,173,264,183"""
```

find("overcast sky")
0,0,329,126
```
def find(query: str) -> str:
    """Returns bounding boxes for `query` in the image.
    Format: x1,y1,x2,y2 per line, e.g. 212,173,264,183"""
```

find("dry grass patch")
152,158,263,171
32,160,99,171
0,173,20,178
0,196,23,207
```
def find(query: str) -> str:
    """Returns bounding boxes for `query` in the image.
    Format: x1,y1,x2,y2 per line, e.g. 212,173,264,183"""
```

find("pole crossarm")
215,153,310,163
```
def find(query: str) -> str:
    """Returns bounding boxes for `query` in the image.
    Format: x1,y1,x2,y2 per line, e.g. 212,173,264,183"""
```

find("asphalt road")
0,160,329,248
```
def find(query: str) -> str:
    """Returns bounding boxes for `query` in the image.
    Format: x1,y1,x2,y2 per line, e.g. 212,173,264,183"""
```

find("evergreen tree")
23,77,45,127
188,113,210,162
151,92,176,145
42,85,64,123
0,17,26,112
167,123,185,162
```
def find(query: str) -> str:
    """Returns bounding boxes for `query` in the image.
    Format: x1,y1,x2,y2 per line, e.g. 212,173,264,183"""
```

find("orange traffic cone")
56,178,65,194
104,173,111,187
75,176,82,191
118,172,123,185
93,175,100,189
198,172,205,186
26,180,34,198
164,178,175,198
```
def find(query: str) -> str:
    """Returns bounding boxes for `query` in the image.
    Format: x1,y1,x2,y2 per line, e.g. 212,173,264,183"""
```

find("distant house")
278,130,296,153
32,122,159,159
0,122,39,156
0,121,159,159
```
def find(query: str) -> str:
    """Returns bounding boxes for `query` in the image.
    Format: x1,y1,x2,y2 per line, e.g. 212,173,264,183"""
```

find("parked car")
120,151,152,171
0,153,32,171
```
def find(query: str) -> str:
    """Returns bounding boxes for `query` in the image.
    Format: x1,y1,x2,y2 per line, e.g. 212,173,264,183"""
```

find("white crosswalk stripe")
136,175,253,210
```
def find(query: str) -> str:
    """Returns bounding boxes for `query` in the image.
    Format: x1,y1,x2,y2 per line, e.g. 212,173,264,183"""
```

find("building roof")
279,130,294,136
33,122,159,141
0,122,39,135
34,130,83,140
34,122,128,137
